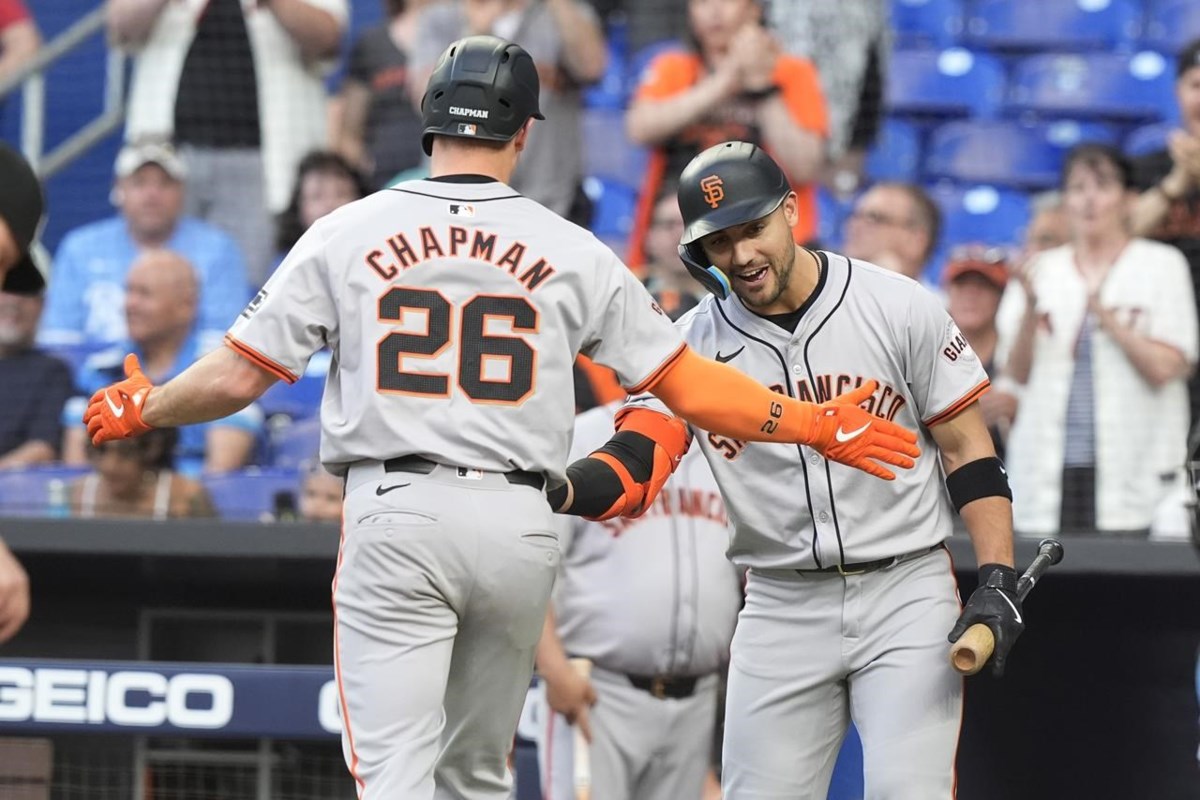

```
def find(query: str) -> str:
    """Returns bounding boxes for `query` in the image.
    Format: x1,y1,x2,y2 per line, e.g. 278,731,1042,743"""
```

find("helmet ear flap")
678,243,731,300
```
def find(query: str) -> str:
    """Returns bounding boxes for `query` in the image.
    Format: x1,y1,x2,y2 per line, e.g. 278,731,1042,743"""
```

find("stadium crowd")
0,0,1197,537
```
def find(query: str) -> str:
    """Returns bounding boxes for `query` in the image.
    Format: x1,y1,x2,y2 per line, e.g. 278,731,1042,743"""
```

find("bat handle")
950,623,995,676
568,658,593,800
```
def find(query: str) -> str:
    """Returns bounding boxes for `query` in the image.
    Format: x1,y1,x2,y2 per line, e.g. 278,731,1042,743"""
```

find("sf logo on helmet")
700,175,725,209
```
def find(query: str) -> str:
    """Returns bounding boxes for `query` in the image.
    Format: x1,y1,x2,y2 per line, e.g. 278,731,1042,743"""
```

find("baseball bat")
569,657,593,800
950,538,1064,676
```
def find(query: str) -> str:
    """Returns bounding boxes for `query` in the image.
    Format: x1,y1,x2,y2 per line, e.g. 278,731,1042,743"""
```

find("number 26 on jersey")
377,287,537,405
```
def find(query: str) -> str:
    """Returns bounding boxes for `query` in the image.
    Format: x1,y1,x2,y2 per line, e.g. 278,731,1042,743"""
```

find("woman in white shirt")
997,143,1199,535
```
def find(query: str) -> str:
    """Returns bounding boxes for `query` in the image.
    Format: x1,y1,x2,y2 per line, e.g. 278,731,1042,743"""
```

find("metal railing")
0,5,125,179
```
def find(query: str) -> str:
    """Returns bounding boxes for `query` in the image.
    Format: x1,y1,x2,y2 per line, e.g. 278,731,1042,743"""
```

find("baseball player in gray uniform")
82,40,921,799
601,142,1026,799
535,400,742,800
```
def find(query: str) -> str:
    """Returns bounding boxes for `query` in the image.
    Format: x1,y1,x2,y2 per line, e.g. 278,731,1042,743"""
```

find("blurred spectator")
409,0,609,223
0,0,39,85
39,140,250,355
334,0,432,189
997,144,1199,535
71,428,215,519
766,0,888,195
616,0,686,53
842,181,940,285
1024,191,1070,255
0,289,73,469
298,461,343,522
941,245,1009,459
0,142,44,645
275,150,370,256
1132,38,1200,424
625,0,827,270
62,250,263,477
108,0,348,285
642,190,700,320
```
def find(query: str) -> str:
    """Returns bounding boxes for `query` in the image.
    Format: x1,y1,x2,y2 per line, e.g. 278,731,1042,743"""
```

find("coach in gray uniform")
619,141,1026,799
536,400,741,800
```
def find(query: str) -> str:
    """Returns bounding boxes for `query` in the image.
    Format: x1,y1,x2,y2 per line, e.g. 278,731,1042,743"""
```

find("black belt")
796,543,942,577
383,455,544,491
626,673,700,700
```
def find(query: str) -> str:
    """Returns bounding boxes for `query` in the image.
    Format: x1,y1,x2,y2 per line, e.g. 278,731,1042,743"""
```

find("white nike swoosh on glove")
105,391,125,418
996,590,1022,624
835,422,870,443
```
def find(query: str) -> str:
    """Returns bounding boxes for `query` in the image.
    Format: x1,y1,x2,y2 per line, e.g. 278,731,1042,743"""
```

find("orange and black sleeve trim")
225,334,299,385
922,379,991,428
626,342,689,395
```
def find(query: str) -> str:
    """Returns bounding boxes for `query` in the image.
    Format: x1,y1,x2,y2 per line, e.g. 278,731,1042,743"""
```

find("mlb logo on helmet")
457,123,477,136
700,175,724,209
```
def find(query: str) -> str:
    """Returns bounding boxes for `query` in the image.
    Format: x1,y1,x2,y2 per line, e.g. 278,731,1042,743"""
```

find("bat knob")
1038,538,1065,565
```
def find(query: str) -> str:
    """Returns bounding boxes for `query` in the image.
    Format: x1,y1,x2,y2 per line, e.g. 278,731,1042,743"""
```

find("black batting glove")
948,564,1025,677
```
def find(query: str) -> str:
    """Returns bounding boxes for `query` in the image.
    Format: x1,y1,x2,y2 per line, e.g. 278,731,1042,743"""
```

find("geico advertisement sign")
0,668,233,729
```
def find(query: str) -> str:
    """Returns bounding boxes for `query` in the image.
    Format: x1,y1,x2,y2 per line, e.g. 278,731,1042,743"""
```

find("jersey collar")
427,174,502,184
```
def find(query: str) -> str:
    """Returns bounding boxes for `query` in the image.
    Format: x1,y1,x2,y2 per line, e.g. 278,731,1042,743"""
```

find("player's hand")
948,564,1025,678
83,354,155,446
544,665,597,743
805,380,920,480
0,538,29,644
612,407,693,518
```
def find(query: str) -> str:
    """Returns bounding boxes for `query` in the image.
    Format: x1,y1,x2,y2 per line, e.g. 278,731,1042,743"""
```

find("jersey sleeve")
904,283,991,427
1147,246,1200,364
224,221,338,384
632,51,700,102
580,253,686,393
776,56,829,137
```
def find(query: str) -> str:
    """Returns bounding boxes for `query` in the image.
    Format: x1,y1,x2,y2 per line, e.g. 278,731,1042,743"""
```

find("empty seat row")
894,0,1200,54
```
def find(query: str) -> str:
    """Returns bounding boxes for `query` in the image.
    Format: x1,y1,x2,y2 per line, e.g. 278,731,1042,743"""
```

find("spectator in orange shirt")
624,0,827,271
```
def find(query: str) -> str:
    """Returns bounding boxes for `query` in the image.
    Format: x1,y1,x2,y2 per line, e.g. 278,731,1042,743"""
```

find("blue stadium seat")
584,20,632,109
887,48,1007,119
257,350,330,421
1142,0,1200,55
892,0,965,48
271,417,322,471
1124,121,1174,157
930,183,1032,249
203,468,302,522
924,119,1120,189
815,187,851,250
584,177,639,239
581,108,648,183
963,0,1142,52
1006,52,1177,122
865,117,923,182
0,465,89,517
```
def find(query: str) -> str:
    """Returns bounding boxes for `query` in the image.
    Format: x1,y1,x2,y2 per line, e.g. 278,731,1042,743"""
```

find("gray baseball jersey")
553,403,743,677
533,402,740,800
629,251,989,570
226,177,685,479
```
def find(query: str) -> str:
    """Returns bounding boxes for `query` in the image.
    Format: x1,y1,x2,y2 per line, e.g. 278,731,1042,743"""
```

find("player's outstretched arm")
648,347,920,480
84,347,280,446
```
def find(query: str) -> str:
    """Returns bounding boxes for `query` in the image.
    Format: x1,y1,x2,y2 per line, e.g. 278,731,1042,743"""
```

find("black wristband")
742,84,782,102
559,457,626,518
595,430,655,484
978,563,1019,594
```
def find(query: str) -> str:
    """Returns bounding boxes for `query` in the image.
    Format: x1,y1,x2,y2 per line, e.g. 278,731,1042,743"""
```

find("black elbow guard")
945,456,1012,513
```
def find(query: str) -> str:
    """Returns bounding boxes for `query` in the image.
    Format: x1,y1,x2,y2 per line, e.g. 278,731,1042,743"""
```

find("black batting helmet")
677,141,791,299
420,35,545,156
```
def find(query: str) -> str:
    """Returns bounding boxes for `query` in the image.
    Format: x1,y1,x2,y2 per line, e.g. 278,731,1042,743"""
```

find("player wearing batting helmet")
83,40,920,798
587,140,1025,798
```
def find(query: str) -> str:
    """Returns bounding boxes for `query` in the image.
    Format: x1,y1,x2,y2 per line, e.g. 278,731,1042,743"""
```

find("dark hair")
384,0,406,17
1178,38,1200,80
91,427,179,471
275,151,370,252
1060,143,1134,190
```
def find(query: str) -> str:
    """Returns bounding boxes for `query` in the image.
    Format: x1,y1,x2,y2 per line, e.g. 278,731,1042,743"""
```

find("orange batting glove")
83,354,155,445
805,380,921,481
612,406,693,518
